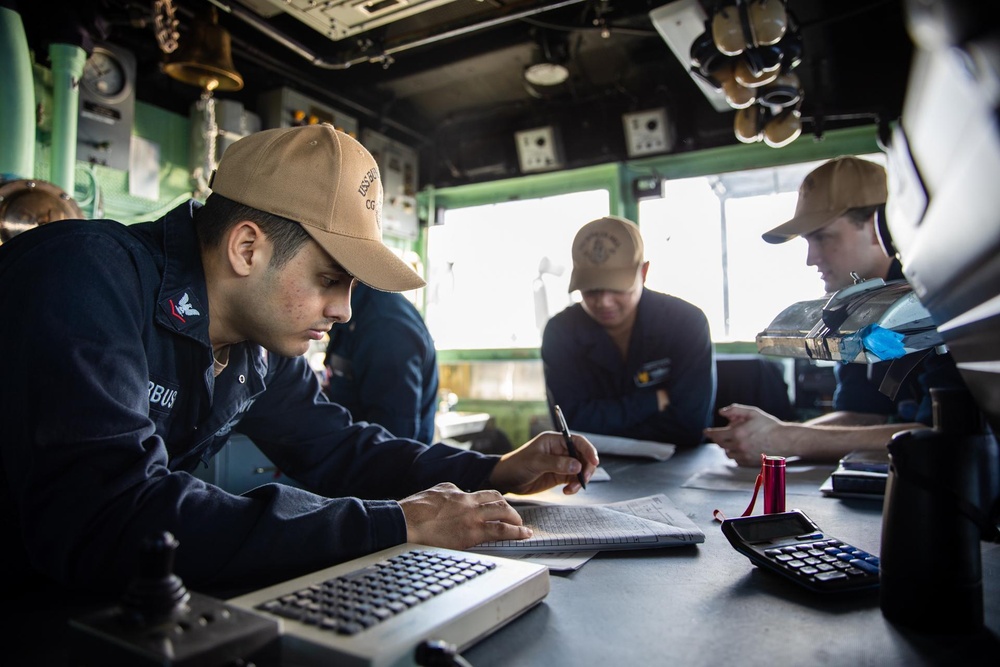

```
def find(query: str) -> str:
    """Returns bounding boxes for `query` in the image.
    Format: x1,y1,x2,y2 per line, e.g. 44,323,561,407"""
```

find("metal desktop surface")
7,444,999,666
463,445,1000,667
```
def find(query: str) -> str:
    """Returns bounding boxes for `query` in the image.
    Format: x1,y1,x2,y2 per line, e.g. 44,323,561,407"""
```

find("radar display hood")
756,277,943,364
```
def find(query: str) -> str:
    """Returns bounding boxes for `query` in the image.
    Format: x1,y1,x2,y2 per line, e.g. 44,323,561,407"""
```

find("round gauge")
82,48,127,99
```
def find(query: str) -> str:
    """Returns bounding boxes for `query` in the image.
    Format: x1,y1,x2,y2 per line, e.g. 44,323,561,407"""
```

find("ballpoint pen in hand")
553,404,586,489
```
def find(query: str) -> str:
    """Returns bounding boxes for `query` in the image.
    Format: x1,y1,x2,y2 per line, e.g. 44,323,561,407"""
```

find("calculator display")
730,513,813,543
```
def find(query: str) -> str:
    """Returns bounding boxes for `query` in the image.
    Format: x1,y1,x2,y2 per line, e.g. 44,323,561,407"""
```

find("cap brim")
568,266,639,292
304,228,426,292
762,208,847,244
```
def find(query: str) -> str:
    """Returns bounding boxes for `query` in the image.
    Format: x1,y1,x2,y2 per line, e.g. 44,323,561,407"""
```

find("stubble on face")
238,242,351,357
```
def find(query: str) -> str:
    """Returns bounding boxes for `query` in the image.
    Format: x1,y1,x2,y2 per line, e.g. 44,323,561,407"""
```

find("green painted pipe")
49,42,87,194
0,7,36,180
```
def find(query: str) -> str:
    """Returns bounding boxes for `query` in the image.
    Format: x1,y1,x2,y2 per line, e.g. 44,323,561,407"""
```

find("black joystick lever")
119,531,191,627
69,531,280,666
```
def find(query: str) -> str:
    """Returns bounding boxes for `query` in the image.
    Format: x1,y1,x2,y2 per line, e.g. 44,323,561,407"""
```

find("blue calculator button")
795,533,824,540
848,558,879,575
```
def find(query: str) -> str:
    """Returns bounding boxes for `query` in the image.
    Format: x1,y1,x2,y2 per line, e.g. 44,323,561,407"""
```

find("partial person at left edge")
323,282,440,444
0,123,599,599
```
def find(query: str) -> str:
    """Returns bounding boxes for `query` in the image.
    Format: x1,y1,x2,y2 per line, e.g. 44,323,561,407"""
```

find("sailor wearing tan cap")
705,156,965,466
541,216,717,448
0,124,598,596
761,155,895,292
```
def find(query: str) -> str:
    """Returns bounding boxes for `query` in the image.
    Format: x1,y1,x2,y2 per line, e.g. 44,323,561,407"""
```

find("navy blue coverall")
0,202,497,595
541,288,716,448
323,283,439,444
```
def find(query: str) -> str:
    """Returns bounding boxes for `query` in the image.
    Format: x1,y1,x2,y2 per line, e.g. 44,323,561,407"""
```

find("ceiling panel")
17,1,915,188
240,0,462,41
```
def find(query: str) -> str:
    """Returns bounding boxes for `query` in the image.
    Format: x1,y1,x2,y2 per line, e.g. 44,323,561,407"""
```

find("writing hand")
488,431,600,496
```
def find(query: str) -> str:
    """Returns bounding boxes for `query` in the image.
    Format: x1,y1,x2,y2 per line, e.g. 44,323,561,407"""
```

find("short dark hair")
194,194,311,269
844,205,880,227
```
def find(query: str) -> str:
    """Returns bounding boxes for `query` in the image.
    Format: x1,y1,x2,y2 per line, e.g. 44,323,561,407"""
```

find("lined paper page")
473,494,704,553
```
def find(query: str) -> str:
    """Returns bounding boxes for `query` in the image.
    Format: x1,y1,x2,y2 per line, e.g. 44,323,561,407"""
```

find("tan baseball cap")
568,216,644,292
762,156,887,244
209,123,425,292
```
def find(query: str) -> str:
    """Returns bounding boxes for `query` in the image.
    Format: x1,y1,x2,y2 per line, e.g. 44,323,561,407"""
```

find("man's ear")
640,260,651,284
866,217,882,246
227,221,266,277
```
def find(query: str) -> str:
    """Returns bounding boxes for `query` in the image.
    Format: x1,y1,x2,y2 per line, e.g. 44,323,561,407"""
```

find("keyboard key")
254,549,496,636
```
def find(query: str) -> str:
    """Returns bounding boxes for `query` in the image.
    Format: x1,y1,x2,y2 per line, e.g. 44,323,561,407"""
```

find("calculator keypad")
762,538,879,590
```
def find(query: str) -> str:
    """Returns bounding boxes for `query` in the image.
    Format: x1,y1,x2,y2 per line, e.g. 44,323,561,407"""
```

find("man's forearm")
806,410,889,427
782,420,924,460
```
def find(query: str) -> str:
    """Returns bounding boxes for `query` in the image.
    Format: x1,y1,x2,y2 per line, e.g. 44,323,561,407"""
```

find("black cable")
415,639,475,667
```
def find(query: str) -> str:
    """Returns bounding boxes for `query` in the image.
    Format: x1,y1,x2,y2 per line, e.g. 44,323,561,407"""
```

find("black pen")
554,404,586,489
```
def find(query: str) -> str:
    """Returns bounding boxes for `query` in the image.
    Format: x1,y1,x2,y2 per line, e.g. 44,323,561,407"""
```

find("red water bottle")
762,455,786,514
721,454,790,521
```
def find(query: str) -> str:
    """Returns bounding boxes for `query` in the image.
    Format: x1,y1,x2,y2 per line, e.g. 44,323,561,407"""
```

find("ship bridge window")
640,155,884,342
422,152,884,350
425,189,608,350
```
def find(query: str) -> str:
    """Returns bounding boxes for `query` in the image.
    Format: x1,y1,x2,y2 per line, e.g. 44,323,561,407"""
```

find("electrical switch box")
514,126,565,173
623,108,675,157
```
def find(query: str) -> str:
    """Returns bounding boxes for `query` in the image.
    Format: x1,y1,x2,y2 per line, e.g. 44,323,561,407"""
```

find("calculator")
721,509,880,593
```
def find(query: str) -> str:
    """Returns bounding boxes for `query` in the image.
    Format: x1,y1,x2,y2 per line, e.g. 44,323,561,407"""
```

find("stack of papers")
576,432,676,461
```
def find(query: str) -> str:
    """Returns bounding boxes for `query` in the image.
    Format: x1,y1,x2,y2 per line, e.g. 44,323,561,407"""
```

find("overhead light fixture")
524,62,570,87
523,28,570,90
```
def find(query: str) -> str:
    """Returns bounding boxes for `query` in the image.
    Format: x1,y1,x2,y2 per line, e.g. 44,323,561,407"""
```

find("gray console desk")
7,444,998,665
464,444,1000,666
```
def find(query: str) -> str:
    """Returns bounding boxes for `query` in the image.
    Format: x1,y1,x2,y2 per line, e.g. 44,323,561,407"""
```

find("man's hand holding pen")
488,429,599,496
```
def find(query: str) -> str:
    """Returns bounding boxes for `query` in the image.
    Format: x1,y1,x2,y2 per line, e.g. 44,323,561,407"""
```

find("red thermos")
762,455,786,514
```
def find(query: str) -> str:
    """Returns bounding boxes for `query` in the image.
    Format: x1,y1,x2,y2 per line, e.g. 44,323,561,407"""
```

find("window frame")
416,125,883,359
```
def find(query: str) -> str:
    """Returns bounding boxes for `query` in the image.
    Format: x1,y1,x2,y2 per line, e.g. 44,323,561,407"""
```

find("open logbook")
472,494,705,554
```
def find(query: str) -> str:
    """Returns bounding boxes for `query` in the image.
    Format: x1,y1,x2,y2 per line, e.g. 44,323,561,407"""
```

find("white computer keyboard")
228,543,550,667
